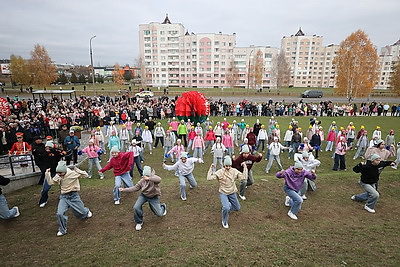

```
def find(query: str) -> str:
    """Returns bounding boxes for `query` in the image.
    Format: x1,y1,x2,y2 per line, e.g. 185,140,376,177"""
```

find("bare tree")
134,56,147,87
226,58,239,88
389,58,400,95
271,50,290,94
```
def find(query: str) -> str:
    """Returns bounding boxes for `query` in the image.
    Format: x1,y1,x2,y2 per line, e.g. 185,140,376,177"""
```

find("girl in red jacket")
99,146,134,205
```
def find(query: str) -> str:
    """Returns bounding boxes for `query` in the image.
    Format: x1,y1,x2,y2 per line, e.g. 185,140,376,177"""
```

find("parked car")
301,90,323,98
135,91,154,98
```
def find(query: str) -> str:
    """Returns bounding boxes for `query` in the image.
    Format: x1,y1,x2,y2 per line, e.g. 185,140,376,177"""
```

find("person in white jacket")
283,126,293,152
106,121,117,137
211,137,227,172
163,152,203,201
119,125,130,152
265,137,287,173
256,125,268,153
154,122,166,148
296,151,321,199
141,126,153,155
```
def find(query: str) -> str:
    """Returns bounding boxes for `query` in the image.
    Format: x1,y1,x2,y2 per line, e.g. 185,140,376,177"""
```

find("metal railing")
0,154,36,176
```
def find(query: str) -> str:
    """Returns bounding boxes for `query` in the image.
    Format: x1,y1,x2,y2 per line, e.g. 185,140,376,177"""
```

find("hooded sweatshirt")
123,174,162,198
276,167,316,191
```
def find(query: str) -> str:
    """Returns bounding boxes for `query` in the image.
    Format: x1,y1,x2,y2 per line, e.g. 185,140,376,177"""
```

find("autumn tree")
253,50,264,90
9,54,31,86
389,59,400,95
271,50,291,93
333,30,379,101
113,63,125,86
226,58,239,88
29,44,57,88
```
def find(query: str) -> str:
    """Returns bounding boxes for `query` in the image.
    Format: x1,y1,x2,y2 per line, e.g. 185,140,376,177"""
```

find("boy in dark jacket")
351,154,395,213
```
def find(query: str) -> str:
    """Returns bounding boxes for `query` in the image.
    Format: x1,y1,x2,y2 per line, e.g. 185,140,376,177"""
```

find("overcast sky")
1,0,399,66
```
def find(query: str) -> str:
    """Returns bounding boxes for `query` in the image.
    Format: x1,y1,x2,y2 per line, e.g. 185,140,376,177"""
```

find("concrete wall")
2,173,41,194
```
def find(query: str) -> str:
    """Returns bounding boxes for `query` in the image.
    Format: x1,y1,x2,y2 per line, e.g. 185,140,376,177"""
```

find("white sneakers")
13,207,20,218
100,176,104,180
162,204,167,216
57,231,66,237
364,205,376,213
351,195,356,200
87,210,93,218
287,210,298,220
180,196,187,201
222,221,229,229
114,200,120,205
238,194,246,201
39,202,47,208
285,196,290,207
301,195,307,200
135,223,143,231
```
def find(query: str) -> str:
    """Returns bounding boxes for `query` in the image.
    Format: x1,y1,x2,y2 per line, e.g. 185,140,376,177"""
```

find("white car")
135,91,154,98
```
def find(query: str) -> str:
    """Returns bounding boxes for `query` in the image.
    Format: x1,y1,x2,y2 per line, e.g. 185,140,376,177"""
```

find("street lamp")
247,49,254,94
90,35,96,95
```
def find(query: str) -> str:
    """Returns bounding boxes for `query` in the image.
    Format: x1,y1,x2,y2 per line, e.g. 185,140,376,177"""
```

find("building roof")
393,39,400,46
162,14,171,24
295,28,305,36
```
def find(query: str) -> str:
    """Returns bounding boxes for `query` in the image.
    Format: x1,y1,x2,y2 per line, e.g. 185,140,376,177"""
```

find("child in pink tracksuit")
192,131,205,160
222,130,234,156
186,128,196,153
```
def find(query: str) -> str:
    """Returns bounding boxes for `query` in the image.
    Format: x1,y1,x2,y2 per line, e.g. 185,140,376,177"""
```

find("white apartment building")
139,15,278,89
377,39,400,89
281,28,338,88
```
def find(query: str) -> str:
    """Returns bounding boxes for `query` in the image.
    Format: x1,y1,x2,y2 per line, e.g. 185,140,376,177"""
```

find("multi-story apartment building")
139,15,278,89
281,28,338,88
377,39,400,89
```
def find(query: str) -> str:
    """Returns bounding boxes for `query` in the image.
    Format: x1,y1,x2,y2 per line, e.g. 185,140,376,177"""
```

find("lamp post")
90,35,96,96
247,49,254,94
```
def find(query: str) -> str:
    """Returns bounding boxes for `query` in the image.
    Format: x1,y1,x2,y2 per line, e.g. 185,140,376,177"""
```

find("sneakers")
135,223,143,231
149,152,153,155
180,196,187,201
364,205,376,213
114,200,120,205
285,196,290,207
391,165,398,170
13,207,20,218
39,202,47,208
162,204,167,216
351,195,356,201
238,194,246,201
265,170,269,174
88,176,92,179
57,231,66,237
301,195,307,200
100,176,104,180
222,221,229,229
87,210,93,218
287,210,298,220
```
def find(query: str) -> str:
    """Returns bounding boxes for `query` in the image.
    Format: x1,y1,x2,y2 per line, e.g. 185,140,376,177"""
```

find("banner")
0,98,11,116
0,64,10,74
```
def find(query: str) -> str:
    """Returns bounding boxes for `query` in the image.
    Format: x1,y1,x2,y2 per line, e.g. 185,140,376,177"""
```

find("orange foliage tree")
113,63,125,86
333,30,379,101
30,44,57,88
253,50,264,90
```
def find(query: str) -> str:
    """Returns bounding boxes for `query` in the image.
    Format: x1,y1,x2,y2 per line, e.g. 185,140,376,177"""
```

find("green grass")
1,116,400,266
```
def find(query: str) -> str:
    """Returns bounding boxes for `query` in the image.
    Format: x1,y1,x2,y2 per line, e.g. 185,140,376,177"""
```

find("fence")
0,154,37,176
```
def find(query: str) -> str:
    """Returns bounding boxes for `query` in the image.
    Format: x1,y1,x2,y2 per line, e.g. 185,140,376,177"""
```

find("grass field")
1,115,400,266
